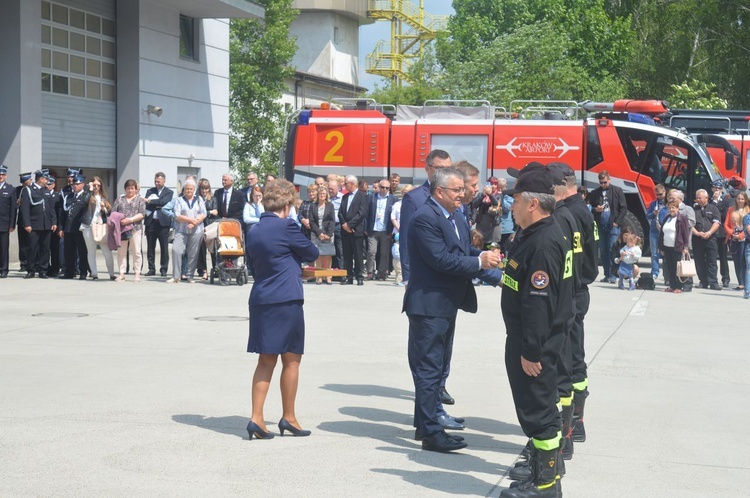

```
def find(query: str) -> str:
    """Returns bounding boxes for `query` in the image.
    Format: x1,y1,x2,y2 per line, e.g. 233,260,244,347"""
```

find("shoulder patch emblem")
531,271,549,289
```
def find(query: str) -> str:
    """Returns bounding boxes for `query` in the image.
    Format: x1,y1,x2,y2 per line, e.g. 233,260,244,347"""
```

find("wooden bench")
301,268,348,279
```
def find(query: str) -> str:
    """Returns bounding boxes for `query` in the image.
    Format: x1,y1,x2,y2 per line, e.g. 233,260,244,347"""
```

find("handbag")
676,253,697,279
121,230,132,241
91,223,107,242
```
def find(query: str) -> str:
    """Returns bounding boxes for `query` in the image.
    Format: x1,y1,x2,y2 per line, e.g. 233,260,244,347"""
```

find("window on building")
179,15,199,61
40,1,116,102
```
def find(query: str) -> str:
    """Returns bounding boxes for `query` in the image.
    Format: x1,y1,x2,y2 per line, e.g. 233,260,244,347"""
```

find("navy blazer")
398,181,430,282
366,193,396,233
145,186,174,227
403,198,481,318
247,212,319,306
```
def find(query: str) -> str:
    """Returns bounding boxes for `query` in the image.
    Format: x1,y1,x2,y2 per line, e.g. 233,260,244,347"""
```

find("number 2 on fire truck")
324,130,344,163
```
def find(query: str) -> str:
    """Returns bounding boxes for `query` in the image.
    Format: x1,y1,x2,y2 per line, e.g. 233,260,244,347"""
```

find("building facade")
0,0,263,199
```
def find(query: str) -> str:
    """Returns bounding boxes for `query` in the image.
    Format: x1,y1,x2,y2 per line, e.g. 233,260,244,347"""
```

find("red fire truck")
281,99,731,249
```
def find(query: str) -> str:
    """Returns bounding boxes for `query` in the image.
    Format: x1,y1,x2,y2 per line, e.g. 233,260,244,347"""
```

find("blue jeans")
649,228,660,278
598,223,620,279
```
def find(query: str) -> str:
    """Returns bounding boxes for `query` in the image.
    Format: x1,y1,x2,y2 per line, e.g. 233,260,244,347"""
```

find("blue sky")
358,0,455,91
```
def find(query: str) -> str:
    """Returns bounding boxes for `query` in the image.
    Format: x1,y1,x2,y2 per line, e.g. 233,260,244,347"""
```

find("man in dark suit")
365,179,397,280
144,172,174,276
59,174,90,280
399,149,453,285
338,175,369,285
404,168,500,453
19,170,57,278
46,176,63,277
0,165,17,278
588,170,627,283
215,173,246,221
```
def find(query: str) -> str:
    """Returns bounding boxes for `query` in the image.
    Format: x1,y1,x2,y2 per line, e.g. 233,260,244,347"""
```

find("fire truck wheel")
621,211,645,243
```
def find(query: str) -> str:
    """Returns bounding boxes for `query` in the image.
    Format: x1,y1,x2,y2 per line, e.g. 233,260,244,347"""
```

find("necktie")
448,213,460,240
224,190,230,214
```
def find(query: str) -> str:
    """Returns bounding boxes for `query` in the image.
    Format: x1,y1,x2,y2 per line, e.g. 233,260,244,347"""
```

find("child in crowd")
392,233,403,286
471,229,485,286
617,233,642,290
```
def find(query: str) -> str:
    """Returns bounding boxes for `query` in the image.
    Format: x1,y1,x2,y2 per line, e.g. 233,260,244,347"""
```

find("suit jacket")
19,183,57,230
309,202,335,238
589,184,627,226
215,187,245,221
399,181,430,281
144,186,174,227
338,189,369,236
61,190,92,233
402,197,481,318
247,212,319,306
0,182,17,231
366,193,397,234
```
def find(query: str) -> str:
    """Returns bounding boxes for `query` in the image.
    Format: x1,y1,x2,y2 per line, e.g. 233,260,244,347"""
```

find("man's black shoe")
59,274,74,279
437,414,464,430
415,429,464,442
422,431,467,453
0,272,7,278
439,387,455,405
708,284,722,291
160,271,167,277
38,274,48,279
357,278,364,286
340,278,353,285
24,272,34,279
146,270,156,276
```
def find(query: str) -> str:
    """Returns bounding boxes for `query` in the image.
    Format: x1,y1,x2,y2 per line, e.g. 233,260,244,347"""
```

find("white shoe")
166,278,178,283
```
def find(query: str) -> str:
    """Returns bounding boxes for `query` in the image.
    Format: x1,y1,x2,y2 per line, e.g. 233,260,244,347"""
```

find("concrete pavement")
1,263,749,497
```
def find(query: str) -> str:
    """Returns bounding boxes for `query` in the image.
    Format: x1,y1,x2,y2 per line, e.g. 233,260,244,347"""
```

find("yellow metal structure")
365,0,448,85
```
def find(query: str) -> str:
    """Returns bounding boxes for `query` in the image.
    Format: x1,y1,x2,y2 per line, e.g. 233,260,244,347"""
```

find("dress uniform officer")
0,165,17,278
16,172,33,272
59,174,90,280
555,163,599,448
19,170,57,278
58,168,82,275
46,176,63,277
500,163,573,498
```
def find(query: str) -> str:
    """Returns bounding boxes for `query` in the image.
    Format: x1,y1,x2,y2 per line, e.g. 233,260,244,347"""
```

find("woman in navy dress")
246,179,319,440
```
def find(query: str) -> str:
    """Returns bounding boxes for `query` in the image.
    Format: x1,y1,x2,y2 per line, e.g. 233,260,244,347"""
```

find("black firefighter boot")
510,436,565,487
561,403,574,460
501,446,561,498
571,388,589,443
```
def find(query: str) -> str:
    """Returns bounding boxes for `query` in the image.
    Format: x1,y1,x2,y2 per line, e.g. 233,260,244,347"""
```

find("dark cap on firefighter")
547,162,575,186
505,162,555,196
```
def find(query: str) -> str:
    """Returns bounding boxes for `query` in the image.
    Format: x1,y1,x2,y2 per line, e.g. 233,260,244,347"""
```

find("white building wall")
137,3,230,192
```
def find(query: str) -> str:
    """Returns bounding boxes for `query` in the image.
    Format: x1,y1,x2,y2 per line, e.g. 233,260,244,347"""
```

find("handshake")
479,251,502,269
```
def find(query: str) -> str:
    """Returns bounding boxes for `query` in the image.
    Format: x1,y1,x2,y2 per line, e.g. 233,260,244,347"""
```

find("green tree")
667,80,728,110
229,0,297,180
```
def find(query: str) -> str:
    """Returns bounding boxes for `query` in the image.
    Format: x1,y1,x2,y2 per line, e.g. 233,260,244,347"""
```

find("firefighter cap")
0,165,7,175
66,168,82,177
20,172,32,182
505,162,555,196
35,169,50,180
547,162,576,186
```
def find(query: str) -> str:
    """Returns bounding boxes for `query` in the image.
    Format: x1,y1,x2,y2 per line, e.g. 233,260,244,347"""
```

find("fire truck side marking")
496,137,581,159
308,118,387,124
324,131,345,163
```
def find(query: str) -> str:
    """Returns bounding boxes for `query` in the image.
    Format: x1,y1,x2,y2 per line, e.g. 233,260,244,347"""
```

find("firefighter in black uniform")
500,163,573,498
508,163,581,484
16,172,33,272
19,170,57,278
0,165,17,278
59,174,90,280
556,164,599,447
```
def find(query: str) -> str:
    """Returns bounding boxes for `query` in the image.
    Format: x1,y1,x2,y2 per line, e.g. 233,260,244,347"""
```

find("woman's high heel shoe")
246,420,275,440
278,418,311,437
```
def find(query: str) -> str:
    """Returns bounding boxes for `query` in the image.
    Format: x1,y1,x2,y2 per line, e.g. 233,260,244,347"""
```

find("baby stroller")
207,218,248,286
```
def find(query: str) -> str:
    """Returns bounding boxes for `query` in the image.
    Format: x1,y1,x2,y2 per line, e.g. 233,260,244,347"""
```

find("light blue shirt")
374,193,389,232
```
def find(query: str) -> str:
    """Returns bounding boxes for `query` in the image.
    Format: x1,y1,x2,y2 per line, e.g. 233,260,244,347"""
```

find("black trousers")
17,227,29,270
49,231,62,275
506,333,562,441
692,236,718,286
408,313,456,437
342,232,365,279
333,223,344,269
28,230,51,274
64,230,88,277
663,249,683,291
717,238,730,284
146,223,170,273
571,287,589,385
0,231,9,272
556,299,575,399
